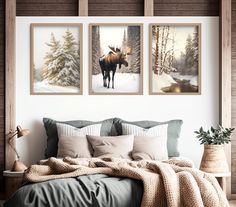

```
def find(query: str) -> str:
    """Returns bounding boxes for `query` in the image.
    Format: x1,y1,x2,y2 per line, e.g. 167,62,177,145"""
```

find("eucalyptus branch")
194,126,234,145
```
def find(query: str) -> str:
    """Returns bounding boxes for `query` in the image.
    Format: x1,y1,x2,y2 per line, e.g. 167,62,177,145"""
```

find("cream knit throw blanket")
24,157,229,207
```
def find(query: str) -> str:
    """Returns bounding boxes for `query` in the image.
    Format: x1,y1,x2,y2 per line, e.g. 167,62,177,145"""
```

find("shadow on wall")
18,120,47,166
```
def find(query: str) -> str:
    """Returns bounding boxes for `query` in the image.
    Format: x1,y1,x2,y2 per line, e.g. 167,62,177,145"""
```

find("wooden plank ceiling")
154,0,219,16
16,0,78,16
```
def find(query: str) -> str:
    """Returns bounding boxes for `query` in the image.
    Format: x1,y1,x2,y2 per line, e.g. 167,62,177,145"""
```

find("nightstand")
209,172,231,193
3,170,24,199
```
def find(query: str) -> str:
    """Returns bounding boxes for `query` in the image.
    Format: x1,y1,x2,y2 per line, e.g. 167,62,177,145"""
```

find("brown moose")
99,46,131,89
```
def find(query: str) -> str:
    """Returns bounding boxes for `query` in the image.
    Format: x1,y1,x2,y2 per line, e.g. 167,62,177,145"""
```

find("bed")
4,118,229,207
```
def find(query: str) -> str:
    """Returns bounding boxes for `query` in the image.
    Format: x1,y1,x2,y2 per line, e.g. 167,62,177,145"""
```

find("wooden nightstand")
208,172,231,193
3,170,24,199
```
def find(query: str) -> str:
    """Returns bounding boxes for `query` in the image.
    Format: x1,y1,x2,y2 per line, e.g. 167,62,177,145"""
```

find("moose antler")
125,47,132,55
108,45,122,53
108,45,117,54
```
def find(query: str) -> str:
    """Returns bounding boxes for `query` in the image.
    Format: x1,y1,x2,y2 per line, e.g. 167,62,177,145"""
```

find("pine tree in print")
41,33,63,82
184,34,195,75
92,26,101,75
41,29,80,87
55,29,80,87
127,26,140,73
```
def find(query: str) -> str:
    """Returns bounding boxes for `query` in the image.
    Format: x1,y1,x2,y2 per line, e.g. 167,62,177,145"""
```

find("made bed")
4,118,229,207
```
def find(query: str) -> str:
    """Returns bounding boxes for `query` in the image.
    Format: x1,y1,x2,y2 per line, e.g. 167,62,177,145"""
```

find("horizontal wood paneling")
154,0,219,16
0,0,4,195
16,0,78,16
88,0,144,16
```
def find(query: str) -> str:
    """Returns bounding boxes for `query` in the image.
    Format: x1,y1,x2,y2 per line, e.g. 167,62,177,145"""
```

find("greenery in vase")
194,126,234,145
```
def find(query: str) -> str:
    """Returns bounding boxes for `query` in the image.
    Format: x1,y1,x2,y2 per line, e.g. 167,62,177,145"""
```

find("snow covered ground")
152,71,198,93
92,73,140,93
170,72,198,86
34,80,80,93
152,72,176,93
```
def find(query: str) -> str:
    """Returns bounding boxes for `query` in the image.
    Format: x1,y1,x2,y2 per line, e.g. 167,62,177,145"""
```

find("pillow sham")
57,135,91,158
56,123,102,158
114,118,183,157
122,123,168,137
122,123,168,161
43,117,114,158
132,136,168,161
87,135,134,159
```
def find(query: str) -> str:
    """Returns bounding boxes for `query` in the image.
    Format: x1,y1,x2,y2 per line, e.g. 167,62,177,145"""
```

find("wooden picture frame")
89,23,143,95
30,23,83,95
149,23,201,95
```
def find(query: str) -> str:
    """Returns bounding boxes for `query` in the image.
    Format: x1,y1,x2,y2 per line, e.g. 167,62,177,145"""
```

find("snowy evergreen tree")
184,34,196,75
121,29,127,51
92,26,101,75
192,27,199,73
42,30,80,87
34,63,42,82
126,26,140,73
53,29,80,87
152,26,160,74
41,33,63,82
118,29,128,72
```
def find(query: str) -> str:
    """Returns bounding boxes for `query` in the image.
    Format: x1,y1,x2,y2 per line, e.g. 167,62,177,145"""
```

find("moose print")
99,46,131,89
91,24,142,94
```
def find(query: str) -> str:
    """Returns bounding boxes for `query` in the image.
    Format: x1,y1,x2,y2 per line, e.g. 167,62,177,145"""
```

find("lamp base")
11,160,27,172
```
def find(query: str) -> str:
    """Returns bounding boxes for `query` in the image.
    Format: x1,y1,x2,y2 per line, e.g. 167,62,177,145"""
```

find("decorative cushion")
43,117,114,158
114,118,183,157
132,136,168,161
57,135,91,158
56,123,102,158
122,123,168,161
87,135,134,159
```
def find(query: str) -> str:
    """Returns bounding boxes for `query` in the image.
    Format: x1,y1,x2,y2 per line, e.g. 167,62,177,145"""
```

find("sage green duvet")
4,174,143,207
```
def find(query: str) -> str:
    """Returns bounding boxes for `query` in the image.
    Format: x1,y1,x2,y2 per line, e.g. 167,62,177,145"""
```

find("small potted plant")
194,126,234,173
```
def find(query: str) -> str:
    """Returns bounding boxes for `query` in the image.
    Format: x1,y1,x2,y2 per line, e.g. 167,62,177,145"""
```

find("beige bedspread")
24,157,229,207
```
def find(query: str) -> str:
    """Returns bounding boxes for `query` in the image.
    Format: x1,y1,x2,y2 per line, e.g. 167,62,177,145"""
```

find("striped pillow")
122,123,168,137
122,123,168,161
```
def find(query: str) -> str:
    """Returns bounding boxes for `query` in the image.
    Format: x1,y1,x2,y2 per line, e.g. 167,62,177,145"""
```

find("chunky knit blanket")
24,157,229,207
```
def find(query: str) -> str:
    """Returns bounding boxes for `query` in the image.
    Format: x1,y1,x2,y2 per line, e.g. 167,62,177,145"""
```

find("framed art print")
89,23,143,95
30,23,83,95
149,23,201,95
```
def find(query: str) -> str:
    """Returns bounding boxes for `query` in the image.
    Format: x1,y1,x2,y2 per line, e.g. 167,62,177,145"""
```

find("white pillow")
56,123,102,158
122,123,168,161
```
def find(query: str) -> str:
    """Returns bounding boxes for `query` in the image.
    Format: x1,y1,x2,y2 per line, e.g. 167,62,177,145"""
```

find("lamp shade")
16,125,30,138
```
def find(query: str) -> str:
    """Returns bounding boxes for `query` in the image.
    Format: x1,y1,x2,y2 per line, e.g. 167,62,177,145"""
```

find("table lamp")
8,125,30,171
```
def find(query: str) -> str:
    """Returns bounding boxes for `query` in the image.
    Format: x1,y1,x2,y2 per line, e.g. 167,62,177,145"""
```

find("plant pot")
200,144,229,173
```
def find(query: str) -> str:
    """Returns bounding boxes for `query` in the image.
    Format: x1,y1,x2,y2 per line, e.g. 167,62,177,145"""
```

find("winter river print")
150,24,201,94
90,24,143,95
30,23,82,94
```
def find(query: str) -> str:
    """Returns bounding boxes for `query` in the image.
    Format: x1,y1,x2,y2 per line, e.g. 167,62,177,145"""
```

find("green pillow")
113,118,183,157
43,118,114,158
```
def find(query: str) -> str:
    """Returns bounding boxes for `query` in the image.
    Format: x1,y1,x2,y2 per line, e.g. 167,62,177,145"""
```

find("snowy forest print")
90,24,142,94
31,24,82,94
150,24,201,94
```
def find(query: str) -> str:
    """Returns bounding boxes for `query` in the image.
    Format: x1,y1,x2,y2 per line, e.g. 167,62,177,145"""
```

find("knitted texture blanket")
24,157,229,207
